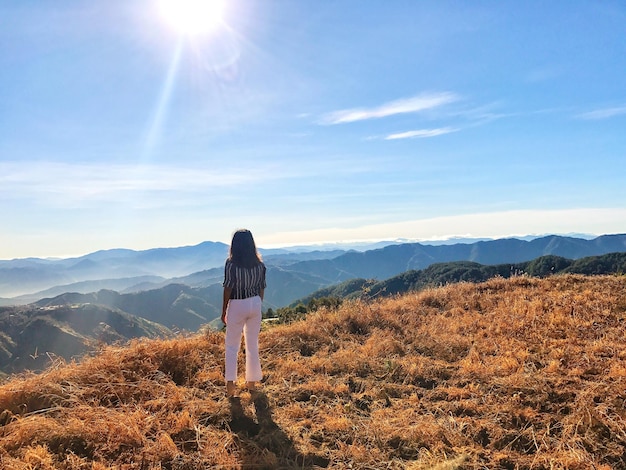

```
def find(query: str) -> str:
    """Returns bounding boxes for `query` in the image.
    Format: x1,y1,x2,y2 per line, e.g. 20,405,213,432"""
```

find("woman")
222,229,266,396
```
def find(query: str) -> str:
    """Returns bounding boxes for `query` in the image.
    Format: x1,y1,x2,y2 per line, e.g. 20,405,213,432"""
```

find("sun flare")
158,0,226,35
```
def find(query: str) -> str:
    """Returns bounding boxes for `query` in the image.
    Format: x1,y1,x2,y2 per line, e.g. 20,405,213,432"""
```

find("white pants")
224,295,263,382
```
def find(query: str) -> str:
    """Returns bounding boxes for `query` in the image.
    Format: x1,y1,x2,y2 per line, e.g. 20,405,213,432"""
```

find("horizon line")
1,231,612,262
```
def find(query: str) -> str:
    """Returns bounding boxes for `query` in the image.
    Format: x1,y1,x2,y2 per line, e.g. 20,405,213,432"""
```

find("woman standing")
222,229,266,396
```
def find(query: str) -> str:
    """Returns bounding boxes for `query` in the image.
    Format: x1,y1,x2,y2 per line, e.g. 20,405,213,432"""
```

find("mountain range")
2,234,626,305
0,242,358,300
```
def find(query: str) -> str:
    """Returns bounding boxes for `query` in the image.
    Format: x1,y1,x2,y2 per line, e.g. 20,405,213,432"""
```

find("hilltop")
1,274,625,469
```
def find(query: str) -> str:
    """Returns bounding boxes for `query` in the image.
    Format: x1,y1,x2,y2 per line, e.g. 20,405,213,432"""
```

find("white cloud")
385,127,458,140
320,92,459,125
256,208,626,247
0,161,273,206
576,106,626,120
0,157,378,209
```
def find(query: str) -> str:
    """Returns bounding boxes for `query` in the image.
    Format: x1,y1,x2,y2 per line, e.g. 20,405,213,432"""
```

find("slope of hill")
34,283,220,332
1,275,625,468
0,303,172,375
3,275,167,306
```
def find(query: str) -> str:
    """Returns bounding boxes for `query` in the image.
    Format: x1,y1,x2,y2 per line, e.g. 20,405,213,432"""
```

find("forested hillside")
292,252,626,309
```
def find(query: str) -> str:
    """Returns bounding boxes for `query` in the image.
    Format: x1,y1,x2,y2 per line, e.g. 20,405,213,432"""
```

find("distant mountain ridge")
0,241,230,298
1,234,625,303
255,234,626,288
0,242,359,299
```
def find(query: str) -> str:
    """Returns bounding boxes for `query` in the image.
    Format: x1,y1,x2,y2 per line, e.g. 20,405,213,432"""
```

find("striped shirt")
223,259,267,300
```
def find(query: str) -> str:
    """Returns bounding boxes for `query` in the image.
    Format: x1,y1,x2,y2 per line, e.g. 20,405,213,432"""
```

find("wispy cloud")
258,208,626,247
385,127,458,140
320,92,459,125
0,162,275,207
576,106,626,120
0,158,375,208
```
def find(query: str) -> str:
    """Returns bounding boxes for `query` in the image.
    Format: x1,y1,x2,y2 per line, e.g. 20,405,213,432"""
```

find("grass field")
1,274,626,469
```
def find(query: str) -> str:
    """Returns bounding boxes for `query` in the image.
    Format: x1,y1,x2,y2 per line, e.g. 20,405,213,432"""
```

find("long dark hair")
228,229,263,268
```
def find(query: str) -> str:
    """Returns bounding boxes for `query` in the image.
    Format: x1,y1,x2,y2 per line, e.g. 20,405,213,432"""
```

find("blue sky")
1,1,626,259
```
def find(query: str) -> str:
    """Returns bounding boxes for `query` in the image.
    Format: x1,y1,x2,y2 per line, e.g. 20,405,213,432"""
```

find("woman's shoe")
226,381,237,397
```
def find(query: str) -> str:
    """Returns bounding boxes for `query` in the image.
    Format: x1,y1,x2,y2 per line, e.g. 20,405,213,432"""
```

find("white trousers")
224,295,263,382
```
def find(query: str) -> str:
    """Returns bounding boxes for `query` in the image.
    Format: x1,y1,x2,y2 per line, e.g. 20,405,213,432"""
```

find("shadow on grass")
229,391,329,469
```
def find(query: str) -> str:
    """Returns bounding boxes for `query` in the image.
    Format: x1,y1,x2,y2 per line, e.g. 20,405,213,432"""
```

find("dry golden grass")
1,274,626,469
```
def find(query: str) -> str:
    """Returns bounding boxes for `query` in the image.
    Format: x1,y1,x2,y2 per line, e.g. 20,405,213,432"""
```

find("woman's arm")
222,286,232,325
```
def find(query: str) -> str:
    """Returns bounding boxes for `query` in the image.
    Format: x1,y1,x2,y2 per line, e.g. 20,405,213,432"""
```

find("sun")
158,0,226,35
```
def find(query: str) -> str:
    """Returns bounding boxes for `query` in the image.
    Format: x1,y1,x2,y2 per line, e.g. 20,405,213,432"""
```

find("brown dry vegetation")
1,274,626,469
